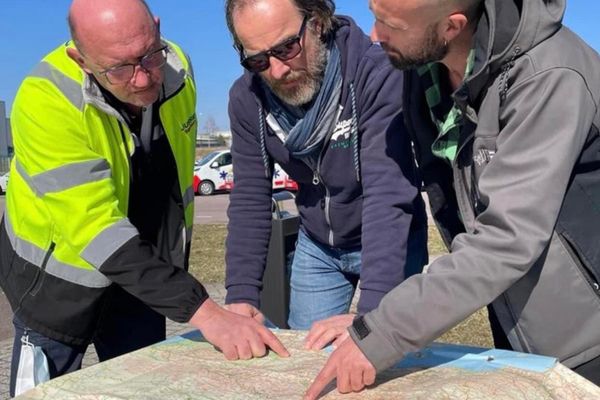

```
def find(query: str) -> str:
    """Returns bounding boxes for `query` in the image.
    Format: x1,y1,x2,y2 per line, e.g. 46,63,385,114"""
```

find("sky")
1,1,598,132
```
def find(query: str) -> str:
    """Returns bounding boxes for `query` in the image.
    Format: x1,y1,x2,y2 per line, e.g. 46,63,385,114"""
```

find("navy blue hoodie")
225,16,427,314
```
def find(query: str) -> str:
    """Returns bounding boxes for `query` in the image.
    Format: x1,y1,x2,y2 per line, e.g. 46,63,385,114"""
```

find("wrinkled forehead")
84,24,160,69
233,0,304,53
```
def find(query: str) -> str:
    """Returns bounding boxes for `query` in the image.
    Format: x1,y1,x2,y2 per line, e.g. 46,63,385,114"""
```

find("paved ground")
0,194,235,226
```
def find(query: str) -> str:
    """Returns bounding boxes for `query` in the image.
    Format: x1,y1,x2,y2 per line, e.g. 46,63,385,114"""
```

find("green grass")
189,224,228,283
189,223,493,348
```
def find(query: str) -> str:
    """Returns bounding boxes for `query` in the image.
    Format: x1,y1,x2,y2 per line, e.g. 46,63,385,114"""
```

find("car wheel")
199,181,215,196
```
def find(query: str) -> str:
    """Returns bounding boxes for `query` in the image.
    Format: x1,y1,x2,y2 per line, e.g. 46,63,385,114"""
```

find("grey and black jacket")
352,0,600,371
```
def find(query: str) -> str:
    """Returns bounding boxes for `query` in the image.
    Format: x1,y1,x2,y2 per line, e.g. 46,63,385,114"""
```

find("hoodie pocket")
496,231,600,365
25,242,55,299
329,197,362,244
558,232,600,299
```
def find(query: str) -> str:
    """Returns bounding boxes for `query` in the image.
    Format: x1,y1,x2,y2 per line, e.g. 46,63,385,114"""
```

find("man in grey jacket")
305,0,600,397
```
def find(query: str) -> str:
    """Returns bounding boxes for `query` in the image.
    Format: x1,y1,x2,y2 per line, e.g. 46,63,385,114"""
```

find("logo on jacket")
180,113,197,134
330,118,353,149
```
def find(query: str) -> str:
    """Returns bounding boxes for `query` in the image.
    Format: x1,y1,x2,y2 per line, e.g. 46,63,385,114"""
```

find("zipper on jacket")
558,233,600,298
451,130,478,227
15,242,56,312
118,122,134,184
30,242,56,296
313,145,334,247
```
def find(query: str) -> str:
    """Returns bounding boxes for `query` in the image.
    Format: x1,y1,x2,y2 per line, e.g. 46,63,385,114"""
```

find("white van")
194,150,233,195
193,150,297,195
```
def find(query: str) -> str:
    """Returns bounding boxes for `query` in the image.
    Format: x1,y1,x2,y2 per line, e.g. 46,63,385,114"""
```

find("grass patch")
189,224,228,283
189,223,493,348
189,224,452,284
428,224,449,255
438,308,493,348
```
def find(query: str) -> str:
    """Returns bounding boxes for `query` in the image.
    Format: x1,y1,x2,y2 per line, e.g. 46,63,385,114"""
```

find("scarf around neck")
263,42,342,169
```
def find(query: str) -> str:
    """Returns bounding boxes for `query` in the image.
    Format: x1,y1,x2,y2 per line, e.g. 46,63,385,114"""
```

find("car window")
197,151,221,166
215,153,232,167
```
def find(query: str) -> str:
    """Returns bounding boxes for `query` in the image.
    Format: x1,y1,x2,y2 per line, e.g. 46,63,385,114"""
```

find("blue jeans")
287,230,362,330
287,228,428,330
10,285,165,397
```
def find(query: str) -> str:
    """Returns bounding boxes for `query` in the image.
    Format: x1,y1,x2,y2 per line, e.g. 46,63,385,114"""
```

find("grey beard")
264,40,329,107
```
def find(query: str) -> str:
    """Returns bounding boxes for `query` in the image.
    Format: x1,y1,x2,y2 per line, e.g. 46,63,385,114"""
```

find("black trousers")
10,285,164,397
488,305,600,385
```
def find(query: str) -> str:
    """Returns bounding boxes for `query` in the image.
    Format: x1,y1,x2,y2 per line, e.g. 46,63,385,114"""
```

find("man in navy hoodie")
224,0,428,335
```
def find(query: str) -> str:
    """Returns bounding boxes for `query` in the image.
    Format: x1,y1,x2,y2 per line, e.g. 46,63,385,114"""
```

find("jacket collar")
465,0,565,103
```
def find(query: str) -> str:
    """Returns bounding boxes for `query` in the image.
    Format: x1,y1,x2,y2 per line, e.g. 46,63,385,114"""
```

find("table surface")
16,330,600,399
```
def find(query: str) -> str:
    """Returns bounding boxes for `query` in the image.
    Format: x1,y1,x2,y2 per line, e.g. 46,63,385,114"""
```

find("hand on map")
304,313,354,350
304,336,376,399
225,302,266,324
190,298,290,360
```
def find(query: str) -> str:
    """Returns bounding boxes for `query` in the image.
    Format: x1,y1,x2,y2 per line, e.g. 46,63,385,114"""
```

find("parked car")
193,150,297,195
0,172,9,195
271,164,299,192
194,150,234,196
192,174,201,195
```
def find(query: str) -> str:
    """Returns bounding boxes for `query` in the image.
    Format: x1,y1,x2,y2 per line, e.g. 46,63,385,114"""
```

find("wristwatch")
351,315,371,340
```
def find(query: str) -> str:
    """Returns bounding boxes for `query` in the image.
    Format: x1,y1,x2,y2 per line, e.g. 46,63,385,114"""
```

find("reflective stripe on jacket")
0,40,198,344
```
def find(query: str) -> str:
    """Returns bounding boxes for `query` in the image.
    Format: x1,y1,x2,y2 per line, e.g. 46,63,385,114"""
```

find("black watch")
352,315,371,340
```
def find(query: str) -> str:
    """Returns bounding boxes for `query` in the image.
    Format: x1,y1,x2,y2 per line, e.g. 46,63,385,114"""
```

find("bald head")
66,0,164,108
68,0,156,54
424,0,483,25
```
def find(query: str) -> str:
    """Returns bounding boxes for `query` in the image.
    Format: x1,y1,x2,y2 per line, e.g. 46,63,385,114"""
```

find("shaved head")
68,0,156,54
66,0,164,108
425,0,483,25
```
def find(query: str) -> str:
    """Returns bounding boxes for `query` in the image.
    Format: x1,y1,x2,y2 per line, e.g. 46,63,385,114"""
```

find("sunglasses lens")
242,54,270,73
271,39,301,61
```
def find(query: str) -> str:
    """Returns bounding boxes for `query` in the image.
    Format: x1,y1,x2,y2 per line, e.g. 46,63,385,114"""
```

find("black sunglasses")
240,16,308,73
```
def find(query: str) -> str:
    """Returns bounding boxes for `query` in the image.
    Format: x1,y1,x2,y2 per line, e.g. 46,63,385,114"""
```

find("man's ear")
312,19,326,41
66,47,93,74
441,12,469,43
154,16,161,34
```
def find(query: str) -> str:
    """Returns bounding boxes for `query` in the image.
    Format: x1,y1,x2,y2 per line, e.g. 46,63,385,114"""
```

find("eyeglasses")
240,16,308,73
98,45,169,84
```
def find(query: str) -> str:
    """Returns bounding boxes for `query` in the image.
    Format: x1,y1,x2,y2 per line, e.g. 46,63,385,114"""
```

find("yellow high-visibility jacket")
0,40,203,345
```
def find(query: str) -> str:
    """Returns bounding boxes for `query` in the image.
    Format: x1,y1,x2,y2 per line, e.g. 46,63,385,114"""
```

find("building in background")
0,101,12,173
196,130,232,148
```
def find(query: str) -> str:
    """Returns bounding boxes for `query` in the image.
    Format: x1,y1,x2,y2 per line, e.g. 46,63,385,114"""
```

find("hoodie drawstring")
258,104,271,179
349,82,360,182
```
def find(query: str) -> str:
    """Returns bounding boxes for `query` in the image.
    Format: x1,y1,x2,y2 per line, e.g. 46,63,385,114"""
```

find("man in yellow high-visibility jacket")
1,0,287,395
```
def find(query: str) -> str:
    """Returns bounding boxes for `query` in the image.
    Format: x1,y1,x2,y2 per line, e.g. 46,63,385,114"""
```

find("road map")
16,330,600,399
